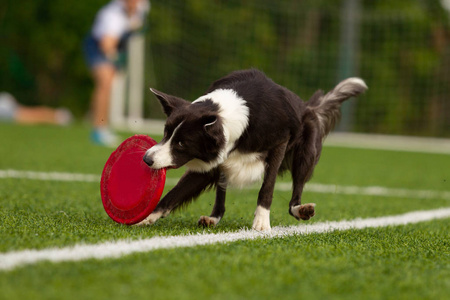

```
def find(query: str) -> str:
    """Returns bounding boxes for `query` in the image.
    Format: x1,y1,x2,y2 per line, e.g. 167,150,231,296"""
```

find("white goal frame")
109,33,164,133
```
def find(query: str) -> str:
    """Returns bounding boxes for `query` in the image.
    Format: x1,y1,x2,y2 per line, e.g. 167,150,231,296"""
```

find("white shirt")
91,0,150,40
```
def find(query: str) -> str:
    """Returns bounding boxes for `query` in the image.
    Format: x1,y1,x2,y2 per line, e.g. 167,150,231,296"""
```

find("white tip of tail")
347,77,368,89
335,77,368,93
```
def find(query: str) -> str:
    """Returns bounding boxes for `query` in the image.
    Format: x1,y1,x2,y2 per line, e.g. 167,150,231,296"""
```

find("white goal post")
109,33,164,133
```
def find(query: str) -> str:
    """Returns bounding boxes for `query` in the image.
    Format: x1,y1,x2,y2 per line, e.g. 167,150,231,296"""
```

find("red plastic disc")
100,135,166,225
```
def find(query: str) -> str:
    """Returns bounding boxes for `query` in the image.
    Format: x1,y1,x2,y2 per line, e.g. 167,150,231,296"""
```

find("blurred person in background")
83,0,150,146
0,92,72,126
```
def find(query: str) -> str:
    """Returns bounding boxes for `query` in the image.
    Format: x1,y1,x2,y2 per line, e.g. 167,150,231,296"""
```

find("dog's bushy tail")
307,78,367,138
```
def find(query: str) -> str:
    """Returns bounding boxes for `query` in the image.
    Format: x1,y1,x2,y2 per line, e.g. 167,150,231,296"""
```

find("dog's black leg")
198,175,227,227
137,170,219,226
289,125,321,221
252,140,289,231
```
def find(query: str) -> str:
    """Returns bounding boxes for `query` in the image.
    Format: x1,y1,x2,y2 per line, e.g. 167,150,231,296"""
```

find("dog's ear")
202,115,217,130
150,88,188,117
202,115,224,147
203,114,220,136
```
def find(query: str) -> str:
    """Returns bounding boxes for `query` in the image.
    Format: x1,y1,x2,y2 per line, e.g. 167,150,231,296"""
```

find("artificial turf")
0,220,448,300
0,124,449,299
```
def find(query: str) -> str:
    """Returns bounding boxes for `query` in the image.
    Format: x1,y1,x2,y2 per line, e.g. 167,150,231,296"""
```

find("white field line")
1,169,449,200
325,132,450,155
0,207,449,272
0,169,99,182
275,182,450,201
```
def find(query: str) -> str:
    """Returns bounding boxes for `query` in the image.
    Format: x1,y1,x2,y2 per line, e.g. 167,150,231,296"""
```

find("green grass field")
0,124,449,300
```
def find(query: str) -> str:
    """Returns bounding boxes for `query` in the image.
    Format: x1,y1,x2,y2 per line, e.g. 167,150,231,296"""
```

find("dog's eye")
178,141,184,148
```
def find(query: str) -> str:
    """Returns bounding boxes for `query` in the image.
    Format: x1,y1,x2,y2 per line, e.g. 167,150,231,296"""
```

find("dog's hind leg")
137,170,219,226
198,177,227,227
289,123,321,221
252,140,289,231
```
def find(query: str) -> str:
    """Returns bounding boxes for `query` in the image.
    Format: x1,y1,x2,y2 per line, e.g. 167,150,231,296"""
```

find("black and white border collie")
140,69,367,231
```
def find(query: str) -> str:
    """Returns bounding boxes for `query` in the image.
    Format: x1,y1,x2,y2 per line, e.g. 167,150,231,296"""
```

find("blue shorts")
83,35,113,69
83,35,128,70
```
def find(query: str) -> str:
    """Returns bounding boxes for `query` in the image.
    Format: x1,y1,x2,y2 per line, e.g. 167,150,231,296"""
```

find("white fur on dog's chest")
221,151,266,187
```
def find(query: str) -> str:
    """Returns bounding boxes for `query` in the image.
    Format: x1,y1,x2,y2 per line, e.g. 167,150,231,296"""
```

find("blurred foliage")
357,0,450,136
1,0,450,136
0,0,106,116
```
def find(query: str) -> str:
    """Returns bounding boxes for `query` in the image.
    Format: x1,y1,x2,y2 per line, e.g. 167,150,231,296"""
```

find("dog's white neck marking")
193,89,249,153
184,89,264,187
187,89,250,173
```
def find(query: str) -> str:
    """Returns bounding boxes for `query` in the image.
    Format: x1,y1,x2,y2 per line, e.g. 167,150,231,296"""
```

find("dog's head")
143,88,226,171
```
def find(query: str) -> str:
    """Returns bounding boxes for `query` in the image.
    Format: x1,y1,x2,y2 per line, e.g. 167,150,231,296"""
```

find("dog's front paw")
291,203,316,221
252,206,271,231
198,216,220,227
135,211,165,226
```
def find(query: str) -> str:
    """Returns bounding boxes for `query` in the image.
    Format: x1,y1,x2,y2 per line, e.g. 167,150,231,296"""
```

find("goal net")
121,0,450,137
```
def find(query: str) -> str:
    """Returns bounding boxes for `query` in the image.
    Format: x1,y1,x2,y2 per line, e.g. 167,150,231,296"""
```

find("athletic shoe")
91,128,119,147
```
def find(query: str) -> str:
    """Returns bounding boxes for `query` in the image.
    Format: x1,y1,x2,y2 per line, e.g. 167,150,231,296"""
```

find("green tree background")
1,0,449,136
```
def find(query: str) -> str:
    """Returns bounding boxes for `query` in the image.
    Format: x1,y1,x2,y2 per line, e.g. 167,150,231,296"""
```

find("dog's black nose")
143,155,154,167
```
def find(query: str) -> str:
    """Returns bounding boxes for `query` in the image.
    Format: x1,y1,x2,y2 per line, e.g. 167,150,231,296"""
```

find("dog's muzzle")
143,143,175,169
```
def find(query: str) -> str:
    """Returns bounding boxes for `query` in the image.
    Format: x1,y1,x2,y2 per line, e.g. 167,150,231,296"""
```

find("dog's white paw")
135,211,164,226
252,206,271,231
291,203,316,220
198,216,220,227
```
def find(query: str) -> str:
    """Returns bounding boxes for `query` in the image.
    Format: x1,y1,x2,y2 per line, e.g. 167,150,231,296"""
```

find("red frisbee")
100,135,166,225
